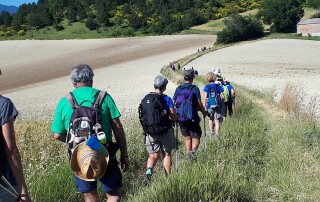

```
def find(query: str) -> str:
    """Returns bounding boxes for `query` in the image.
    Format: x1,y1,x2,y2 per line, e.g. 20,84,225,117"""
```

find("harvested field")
1,37,320,120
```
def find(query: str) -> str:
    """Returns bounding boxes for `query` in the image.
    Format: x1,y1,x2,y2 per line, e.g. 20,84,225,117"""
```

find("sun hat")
71,140,109,181
154,75,168,88
183,68,195,78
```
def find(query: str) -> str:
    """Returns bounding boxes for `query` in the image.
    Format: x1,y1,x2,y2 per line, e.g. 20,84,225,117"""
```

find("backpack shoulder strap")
66,92,78,110
93,90,108,109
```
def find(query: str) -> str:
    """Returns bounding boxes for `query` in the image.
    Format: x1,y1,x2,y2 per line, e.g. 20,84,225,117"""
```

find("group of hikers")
139,66,236,186
0,64,235,202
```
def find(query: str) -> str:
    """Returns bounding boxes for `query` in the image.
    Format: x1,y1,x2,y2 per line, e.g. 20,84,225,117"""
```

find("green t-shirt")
51,86,121,142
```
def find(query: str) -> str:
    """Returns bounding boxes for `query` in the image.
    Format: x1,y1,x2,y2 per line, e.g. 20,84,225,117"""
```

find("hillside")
0,4,18,13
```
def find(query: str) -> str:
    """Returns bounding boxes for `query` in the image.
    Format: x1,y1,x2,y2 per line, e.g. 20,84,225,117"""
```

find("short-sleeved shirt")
160,94,174,128
203,83,224,110
51,86,121,142
0,96,19,187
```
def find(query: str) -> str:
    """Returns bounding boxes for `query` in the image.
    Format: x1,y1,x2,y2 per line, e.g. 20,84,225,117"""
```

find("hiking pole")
175,122,179,170
204,118,207,150
0,171,20,199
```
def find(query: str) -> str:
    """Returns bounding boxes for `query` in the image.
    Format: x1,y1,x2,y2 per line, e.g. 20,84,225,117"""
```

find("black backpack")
138,93,169,136
66,90,107,155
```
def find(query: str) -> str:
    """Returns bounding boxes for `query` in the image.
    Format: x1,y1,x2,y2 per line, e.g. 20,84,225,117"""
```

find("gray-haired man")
51,64,129,202
141,75,178,185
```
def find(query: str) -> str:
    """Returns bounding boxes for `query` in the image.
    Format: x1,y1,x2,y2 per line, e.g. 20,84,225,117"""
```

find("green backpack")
222,85,229,103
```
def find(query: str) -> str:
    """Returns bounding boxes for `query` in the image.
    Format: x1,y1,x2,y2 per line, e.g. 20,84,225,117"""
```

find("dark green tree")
217,13,264,44
306,0,320,8
0,11,12,26
66,0,78,22
258,0,304,32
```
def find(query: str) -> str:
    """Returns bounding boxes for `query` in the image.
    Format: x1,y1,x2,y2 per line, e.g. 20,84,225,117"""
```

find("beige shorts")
145,128,175,154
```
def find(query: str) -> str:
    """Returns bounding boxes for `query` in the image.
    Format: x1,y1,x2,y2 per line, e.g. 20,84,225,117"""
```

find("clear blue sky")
1,0,37,7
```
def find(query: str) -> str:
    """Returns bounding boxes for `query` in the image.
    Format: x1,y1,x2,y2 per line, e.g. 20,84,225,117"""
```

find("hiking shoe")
144,168,152,186
187,151,197,162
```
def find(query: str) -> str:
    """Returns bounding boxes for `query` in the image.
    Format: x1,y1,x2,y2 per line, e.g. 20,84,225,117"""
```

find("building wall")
297,24,320,36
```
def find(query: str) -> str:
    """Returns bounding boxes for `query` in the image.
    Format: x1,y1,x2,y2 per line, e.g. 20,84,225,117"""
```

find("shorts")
0,185,19,202
74,159,122,193
208,107,223,121
145,128,175,154
179,120,202,139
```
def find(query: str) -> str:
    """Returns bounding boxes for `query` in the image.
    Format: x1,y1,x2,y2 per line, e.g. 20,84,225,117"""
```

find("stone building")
297,18,320,36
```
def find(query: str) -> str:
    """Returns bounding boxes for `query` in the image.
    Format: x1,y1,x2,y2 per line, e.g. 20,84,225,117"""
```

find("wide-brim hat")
71,142,109,181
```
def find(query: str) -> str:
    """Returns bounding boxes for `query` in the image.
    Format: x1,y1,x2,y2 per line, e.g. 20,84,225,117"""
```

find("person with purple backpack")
173,68,206,160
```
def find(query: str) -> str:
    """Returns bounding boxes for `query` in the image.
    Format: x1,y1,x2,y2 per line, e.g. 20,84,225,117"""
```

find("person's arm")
194,86,206,117
110,117,129,172
169,108,178,121
53,133,66,142
2,118,31,202
203,92,208,110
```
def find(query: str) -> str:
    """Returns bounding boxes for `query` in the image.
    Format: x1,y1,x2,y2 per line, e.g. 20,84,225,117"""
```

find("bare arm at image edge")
2,118,32,202
110,117,129,172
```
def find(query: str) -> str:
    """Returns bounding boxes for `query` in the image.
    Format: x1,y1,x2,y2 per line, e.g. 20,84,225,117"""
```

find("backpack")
222,85,229,103
66,91,107,155
207,84,221,109
175,85,197,122
139,93,169,136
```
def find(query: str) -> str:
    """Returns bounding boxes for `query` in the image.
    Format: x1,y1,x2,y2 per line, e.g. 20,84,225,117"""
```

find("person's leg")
163,152,172,175
74,175,98,202
105,189,121,202
147,152,160,169
191,138,200,151
184,136,192,153
84,190,99,202
208,119,214,133
228,101,233,116
214,119,220,135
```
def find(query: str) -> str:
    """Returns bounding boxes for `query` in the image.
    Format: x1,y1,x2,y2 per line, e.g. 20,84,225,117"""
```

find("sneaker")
187,151,197,162
144,168,152,186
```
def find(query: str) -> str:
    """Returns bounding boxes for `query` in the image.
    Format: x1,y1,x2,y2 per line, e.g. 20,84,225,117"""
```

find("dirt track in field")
1,36,320,120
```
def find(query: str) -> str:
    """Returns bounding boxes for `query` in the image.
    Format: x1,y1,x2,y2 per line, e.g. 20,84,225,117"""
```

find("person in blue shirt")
203,72,224,136
173,68,206,160
224,80,236,116
144,75,178,185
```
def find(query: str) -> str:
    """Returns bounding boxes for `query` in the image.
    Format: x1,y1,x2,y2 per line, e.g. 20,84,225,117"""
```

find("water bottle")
97,131,107,145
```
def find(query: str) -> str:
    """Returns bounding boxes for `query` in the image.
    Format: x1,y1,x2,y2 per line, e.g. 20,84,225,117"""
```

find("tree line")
0,0,260,36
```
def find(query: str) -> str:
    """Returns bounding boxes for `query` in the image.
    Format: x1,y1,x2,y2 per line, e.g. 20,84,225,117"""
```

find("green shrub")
54,24,65,31
216,13,264,44
18,30,26,36
85,17,99,30
311,12,320,18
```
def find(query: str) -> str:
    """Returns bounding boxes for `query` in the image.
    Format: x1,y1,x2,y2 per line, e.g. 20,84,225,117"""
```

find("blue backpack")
175,85,197,122
206,84,221,110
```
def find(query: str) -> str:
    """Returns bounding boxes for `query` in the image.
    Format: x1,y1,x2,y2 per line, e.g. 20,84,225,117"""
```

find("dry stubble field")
1,36,320,121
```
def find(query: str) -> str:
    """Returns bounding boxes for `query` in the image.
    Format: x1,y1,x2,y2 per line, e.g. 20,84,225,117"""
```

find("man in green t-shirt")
51,64,129,202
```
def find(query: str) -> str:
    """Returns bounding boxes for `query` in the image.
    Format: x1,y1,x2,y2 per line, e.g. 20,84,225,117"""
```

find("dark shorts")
74,159,122,193
179,120,202,139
